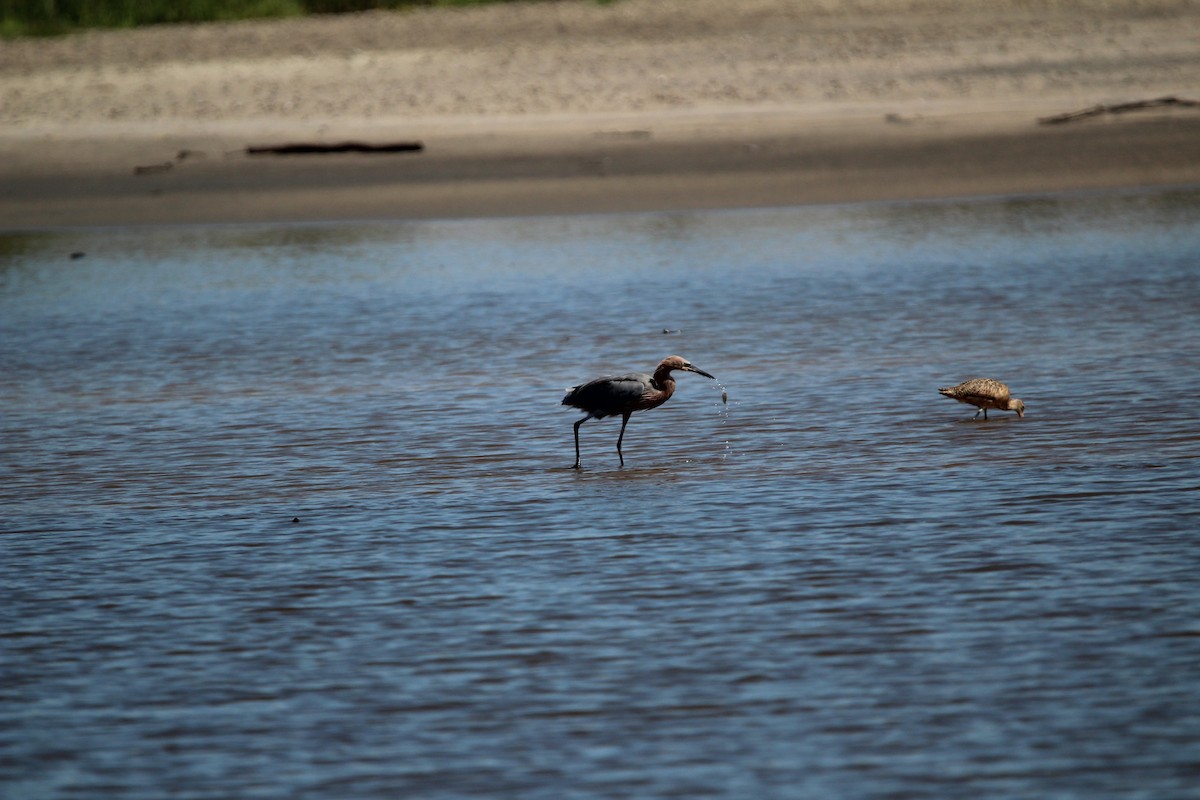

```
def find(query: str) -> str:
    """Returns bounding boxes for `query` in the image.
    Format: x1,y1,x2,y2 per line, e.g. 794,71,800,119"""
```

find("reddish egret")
939,377,1025,420
562,355,715,468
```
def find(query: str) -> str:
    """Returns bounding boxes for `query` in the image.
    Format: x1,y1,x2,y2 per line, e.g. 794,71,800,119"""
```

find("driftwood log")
1038,96,1200,125
245,141,424,155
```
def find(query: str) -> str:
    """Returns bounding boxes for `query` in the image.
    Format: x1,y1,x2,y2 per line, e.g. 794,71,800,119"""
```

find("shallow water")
3,188,1199,798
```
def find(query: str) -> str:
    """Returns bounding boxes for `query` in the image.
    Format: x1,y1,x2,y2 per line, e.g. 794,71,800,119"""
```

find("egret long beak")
686,364,715,379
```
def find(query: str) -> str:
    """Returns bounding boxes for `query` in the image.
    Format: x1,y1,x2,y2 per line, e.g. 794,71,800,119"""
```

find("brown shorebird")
562,355,716,468
938,378,1025,420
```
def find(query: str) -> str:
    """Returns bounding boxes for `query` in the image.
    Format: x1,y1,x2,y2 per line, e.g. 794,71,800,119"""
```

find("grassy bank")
0,0,524,37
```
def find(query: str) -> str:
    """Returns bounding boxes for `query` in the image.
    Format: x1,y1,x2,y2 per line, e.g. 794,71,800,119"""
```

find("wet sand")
2,0,1198,228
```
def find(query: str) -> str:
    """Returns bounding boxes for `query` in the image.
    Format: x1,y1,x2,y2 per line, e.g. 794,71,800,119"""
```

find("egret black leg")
973,407,983,420
573,417,588,469
616,412,631,466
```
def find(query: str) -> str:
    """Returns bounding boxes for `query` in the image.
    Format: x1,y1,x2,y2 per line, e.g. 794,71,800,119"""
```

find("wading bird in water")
563,355,715,468
939,377,1025,420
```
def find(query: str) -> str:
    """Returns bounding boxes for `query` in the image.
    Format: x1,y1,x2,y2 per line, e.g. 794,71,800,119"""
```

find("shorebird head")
661,355,715,379
1009,398,1026,418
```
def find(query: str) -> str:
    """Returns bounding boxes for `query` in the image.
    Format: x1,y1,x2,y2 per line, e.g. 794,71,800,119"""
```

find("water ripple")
3,190,1200,798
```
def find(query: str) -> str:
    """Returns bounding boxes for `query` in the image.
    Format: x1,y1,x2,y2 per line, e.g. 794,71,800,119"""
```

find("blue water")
3,188,1199,798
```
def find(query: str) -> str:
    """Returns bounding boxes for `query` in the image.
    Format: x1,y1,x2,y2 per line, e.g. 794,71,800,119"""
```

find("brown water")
3,188,1199,798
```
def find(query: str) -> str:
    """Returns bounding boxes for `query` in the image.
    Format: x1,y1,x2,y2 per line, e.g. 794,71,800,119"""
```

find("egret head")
661,355,715,379
1009,398,1026,418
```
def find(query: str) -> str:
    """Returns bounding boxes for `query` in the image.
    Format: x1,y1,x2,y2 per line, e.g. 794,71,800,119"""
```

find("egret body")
563,355,715,468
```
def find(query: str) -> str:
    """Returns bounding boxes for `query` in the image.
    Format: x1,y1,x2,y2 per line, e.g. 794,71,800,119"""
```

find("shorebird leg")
616,412,631,467
572,416,589,469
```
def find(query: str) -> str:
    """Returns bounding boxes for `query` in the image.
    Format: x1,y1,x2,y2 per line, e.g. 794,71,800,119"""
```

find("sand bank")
2,0,1198,228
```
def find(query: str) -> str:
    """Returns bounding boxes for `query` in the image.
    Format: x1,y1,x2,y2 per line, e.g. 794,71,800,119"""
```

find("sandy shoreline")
2,0,1199,228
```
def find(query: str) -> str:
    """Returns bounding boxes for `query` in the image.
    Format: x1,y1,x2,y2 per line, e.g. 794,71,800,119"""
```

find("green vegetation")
0,0,546,37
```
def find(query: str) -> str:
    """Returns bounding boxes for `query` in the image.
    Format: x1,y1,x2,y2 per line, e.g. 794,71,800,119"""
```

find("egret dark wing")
563,372,654,418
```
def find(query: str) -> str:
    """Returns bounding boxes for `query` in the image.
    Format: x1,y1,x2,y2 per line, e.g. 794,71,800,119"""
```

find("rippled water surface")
3,189,1199,798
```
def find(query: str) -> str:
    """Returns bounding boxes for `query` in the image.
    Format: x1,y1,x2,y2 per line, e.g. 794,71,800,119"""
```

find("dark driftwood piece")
245,141,425,155
133,149,206,175
1038,95,1200,125
133,162,173,175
